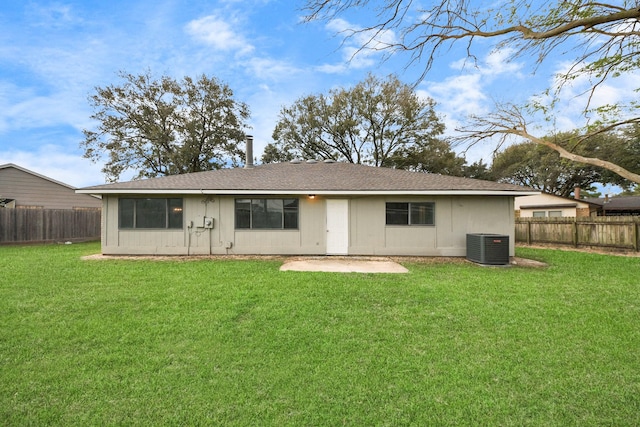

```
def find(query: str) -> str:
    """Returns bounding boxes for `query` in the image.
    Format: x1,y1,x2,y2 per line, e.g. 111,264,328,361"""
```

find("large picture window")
235,198,298,229
386,202,435,226
119,198,183,229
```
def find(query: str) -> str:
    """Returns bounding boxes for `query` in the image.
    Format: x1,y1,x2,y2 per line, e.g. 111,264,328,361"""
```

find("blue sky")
0,0,635,189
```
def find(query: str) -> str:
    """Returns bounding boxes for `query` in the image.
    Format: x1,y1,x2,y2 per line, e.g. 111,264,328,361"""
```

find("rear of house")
78,162,536,257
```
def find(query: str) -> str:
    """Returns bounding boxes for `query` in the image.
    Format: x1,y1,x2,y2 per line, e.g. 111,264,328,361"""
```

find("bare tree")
303,1,640,183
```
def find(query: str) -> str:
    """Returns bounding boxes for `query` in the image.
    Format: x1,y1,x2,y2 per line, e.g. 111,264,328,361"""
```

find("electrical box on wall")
203,217,214,228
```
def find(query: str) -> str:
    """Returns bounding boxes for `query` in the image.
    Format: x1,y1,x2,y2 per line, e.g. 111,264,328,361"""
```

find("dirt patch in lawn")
81,254,287,262
518,243,640,258
82,253,548,268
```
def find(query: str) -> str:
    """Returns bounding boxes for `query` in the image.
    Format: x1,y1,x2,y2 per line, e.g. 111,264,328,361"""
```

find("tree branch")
456,105,640,184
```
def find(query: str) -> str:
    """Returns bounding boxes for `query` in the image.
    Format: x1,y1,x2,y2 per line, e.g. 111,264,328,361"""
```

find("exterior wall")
515,194,591,218
101,194,516,257
576,207,591,218
0,166,102,209
519,207,576,218
102,195,326,255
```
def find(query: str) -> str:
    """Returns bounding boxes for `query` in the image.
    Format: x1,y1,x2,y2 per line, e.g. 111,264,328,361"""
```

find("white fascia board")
77,189,540,196
76,189,199,194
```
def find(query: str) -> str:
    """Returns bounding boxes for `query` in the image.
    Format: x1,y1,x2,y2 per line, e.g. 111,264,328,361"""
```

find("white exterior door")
326,199,349,255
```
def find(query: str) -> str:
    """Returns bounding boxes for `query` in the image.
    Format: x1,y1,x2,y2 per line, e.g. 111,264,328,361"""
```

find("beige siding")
515,194,592,218
101,194,516,257
349,197,438,255
350,196,514,256
0,166,102,209
349,198,385,252
102,195,327,255
214,196,326,255
519,207,576,218
435,196,515,256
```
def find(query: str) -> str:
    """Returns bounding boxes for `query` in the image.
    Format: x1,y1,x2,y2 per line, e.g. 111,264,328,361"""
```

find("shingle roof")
584,196,640,210
77,161,536,195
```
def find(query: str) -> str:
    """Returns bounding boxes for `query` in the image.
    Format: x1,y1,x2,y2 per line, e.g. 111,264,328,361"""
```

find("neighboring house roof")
0,163,102,209
0,163,77,190
519,203,580,209
584,196,640,211
516,193,600,210
77,161,537,196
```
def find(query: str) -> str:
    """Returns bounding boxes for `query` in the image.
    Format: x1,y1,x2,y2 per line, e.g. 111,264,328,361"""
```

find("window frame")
235,198,299,230
385,202,435,226
118,198,184,230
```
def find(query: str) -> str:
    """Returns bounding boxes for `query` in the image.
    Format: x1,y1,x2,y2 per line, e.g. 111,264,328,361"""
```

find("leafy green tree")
491,142,600,197
618,186,640,196
462,159,492,181
303,1,640,184
386,138,466,175
82,71,250,181
267,73,447,167
261,142,295,164
491,130,638,196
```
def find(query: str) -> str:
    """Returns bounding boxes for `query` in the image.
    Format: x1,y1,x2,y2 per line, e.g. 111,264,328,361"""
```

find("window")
386,202,435,226
533,211,546,218
119,198,183,229
235,198,298,229
549,210,562,217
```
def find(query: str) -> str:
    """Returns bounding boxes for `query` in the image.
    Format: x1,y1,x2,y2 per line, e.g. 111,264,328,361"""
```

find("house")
584,196,640,216
515,191,599,218
0,163,102,209
78,160,536,257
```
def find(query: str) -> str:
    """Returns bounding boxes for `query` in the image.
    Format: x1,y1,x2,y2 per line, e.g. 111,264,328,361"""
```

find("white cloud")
424,74,488,118
447,47,523,78
482,48,523,77
421,48,525,129
0,145,105,187
245,57,302,81
185,15,254,56
315,63,348,74
418,50,529,162
0,79,93,135
529,60,640,132
320,18,398,72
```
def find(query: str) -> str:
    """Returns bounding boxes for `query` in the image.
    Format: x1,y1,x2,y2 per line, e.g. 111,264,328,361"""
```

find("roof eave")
520,203,579,209
77,189,539,196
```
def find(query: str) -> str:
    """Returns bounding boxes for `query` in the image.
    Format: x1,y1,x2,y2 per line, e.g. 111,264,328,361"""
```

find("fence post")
634,220,639,252
573,219,578,247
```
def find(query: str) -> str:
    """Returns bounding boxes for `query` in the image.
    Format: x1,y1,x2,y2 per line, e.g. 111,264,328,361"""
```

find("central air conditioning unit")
466,233,510,265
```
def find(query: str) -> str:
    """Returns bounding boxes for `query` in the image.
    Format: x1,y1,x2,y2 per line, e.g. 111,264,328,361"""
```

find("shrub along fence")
516,216,640,251
0,208,101,244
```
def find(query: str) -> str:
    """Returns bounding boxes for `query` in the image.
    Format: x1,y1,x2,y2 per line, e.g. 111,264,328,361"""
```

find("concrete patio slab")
280,257,409,273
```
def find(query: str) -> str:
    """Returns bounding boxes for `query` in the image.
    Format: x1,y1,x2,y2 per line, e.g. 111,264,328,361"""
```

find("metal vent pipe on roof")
245,135,254,168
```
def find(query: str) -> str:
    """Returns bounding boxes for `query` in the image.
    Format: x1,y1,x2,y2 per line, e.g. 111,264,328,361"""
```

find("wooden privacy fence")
0,208,101,244
516,217,640,251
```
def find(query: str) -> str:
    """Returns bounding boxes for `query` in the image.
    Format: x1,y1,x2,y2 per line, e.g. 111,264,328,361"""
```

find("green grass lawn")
1,243,638,426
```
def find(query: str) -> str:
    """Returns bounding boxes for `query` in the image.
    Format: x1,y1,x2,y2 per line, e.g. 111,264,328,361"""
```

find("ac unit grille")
466,233,509,265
